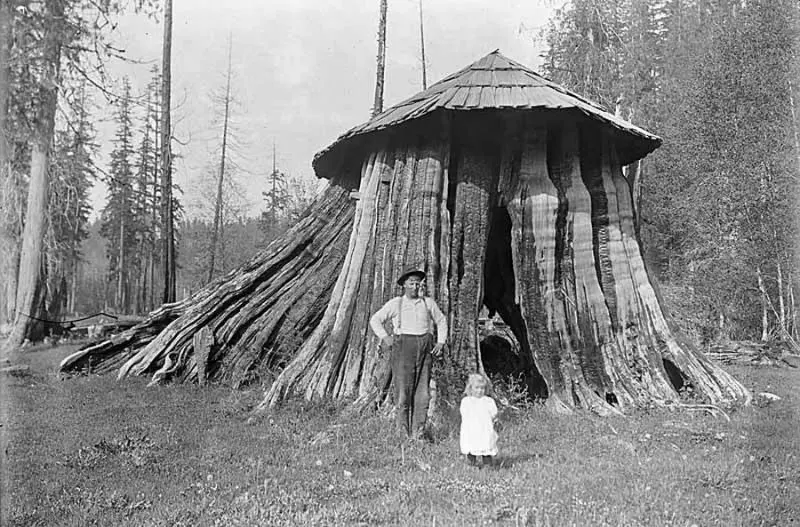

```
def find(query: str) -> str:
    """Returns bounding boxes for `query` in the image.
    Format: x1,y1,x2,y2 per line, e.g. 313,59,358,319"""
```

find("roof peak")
313,50,662,175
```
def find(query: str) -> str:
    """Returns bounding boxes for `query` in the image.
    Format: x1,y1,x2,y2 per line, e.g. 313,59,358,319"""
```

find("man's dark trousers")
392,333,433,437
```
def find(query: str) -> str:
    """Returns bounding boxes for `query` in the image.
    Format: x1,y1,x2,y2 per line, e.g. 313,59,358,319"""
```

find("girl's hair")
464,373,489,397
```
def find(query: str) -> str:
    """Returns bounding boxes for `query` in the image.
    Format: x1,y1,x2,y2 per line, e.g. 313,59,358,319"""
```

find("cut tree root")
677,403,731,422
60,181,358,385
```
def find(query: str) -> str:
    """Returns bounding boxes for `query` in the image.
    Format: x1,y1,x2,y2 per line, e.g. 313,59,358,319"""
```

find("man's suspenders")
397,296,434,335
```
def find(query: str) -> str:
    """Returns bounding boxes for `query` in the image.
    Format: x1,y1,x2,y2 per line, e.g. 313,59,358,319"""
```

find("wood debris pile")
706,341,800,368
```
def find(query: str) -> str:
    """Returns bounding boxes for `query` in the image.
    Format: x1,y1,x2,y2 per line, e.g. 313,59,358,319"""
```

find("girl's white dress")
459,395,498,456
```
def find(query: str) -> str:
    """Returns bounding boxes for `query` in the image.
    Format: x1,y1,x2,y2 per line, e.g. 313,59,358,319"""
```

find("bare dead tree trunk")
372,0,387,117
160,0,176,303
150,96,160,311
418,0,427,90
117,201,126,310
3,0,62,354
789,78,800,176
208,38,233,282
757,265,770,342
68,261,77,314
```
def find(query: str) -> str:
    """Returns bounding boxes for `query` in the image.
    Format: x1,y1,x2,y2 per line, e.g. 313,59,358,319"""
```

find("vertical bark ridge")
549,124,618,412
303,149,387,398
493,121,543,392
333,146,407,398
437,117,453,313
600,134,677,402
365,140,447,401
446,146,495,369
268,154,379,401
605,134,750,405
507,123,570,408
587,132,677,405
357,146,410,398
335,150,396,397
580,127,619,329
352,143,418,405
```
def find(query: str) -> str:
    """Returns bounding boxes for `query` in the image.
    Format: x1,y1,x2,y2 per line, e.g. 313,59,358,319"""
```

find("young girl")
460,373,498,467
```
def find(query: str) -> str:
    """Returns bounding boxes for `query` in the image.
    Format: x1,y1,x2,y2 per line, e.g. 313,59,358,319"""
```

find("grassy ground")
2,344,799,526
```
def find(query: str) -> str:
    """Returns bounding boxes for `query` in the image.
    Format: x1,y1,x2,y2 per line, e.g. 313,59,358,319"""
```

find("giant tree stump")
61,50,751,414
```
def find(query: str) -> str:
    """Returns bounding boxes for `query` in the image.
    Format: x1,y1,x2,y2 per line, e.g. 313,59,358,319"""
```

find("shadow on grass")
495,452,543,468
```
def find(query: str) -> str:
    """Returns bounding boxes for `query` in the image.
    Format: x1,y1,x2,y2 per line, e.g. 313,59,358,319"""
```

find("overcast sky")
95,0,556,218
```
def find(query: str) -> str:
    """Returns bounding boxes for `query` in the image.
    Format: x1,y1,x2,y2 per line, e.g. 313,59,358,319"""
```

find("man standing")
370,267,448,438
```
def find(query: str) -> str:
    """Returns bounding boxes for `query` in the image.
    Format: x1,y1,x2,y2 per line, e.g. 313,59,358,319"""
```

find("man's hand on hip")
380,335,394,352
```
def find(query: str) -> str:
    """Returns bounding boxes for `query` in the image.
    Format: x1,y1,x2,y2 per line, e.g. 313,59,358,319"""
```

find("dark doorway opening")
482,205,548,400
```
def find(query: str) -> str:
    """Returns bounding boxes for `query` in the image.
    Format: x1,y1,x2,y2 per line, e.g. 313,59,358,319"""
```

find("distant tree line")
542,0,799,345
0,0,318,346
64,71,317,317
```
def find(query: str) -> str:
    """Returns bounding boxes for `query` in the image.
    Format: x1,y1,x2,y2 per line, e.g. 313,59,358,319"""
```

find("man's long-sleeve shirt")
369,296,447,344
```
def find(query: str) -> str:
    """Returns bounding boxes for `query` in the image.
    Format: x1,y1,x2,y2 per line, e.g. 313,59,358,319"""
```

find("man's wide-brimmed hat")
397,267,426,286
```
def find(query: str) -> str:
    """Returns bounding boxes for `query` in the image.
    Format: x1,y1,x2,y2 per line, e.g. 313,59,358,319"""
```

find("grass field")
2,343,799,526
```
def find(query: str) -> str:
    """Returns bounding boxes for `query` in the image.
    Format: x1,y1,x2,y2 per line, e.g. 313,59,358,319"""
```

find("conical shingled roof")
313,50,661,177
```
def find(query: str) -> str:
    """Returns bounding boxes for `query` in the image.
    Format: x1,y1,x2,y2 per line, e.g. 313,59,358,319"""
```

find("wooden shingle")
313,50,661,176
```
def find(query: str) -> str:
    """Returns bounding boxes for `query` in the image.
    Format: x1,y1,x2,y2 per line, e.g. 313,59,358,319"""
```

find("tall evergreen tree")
133,67,162,313
101,77,137,312
259,146,290,240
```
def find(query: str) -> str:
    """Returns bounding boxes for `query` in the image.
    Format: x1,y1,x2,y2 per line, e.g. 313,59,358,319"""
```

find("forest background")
0,0,798,351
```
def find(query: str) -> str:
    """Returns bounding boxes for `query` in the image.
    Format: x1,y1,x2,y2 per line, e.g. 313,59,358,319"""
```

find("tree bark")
0,0,15,327
3,0,62,354
262,131,453,409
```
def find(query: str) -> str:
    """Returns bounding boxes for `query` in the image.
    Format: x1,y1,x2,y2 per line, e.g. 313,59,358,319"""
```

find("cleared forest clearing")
3,343,799,526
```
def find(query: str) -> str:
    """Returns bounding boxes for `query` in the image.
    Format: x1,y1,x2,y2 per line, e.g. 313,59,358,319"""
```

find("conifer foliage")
101,78,139,312
543,0,800,345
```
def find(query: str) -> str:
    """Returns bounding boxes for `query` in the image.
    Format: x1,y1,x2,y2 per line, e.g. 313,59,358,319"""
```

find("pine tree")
101,77,138,313
259,146,290,240
133,67,162,313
